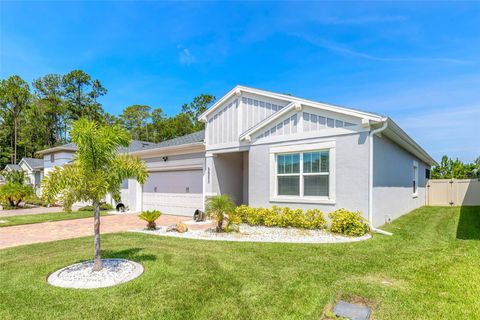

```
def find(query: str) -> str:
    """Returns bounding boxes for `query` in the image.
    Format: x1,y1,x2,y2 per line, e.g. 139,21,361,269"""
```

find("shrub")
0,183,35,208
206,195,237,232
235,205,327,230
24,198,48,207
78,203,114,211
329,209,370,236
139,210,162,230
304,209,327,229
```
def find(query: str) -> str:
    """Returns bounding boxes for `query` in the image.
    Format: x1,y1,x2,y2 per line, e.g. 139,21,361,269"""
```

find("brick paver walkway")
0,214,212,249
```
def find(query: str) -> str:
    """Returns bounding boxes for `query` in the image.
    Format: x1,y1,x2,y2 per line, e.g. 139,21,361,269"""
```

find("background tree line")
0,70,214,168
431,155,480,179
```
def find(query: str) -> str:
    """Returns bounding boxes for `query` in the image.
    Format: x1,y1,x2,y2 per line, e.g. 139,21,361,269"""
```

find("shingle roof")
36,131,205,155
4,164,21,171
21,157,44,170
154,131,205,148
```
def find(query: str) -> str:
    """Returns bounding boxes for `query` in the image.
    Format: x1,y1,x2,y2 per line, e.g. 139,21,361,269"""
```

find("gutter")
368,120,393,236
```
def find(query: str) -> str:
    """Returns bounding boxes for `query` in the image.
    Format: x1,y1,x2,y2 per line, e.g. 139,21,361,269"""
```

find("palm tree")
205,195,236,232
42,118,148,271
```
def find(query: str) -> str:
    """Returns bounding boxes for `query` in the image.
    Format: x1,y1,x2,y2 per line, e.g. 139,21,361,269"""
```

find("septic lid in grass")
333,300,371,320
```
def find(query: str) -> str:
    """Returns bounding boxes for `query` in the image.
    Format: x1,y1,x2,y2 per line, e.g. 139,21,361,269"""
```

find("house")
36,86,437,227
19,158,44,194
3,158,45,195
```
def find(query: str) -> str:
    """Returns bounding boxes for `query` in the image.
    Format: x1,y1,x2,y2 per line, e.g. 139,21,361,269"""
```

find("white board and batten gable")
199,85,385,152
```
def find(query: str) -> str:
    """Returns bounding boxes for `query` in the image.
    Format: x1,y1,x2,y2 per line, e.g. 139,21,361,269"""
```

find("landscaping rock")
47,258,144,289
166,222,188,233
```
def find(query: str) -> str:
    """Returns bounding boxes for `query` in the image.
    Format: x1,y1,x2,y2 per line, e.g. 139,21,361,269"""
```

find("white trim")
268,141,336,204
239,102,296,140
199,85,384,122
147,165,203,172
254,126,367,146
129,143,205,158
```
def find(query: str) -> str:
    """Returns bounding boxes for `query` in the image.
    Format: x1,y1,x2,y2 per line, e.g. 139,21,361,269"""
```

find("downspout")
369,120,393,236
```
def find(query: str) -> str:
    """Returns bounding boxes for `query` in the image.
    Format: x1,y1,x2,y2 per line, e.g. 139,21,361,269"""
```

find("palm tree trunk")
92,200,102,271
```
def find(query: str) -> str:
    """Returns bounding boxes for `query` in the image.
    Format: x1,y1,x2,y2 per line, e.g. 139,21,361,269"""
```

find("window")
413,161,419,197
425,168,431,180
50,154,55,163
276,150,330,198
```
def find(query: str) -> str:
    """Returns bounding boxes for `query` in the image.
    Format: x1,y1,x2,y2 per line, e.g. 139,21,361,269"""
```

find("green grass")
0,206,479,319
0,211,108,227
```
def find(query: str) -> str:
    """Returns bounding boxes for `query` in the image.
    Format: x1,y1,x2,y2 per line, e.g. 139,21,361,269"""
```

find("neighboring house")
3,158,45,196
35,85,437,227
3,164,21,172
18,157,44,195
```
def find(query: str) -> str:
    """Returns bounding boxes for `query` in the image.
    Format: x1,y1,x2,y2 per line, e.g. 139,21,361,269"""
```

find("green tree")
181,94,215,130
0,75,31,164
120,105,151,140
41,118,148,271
62,70,106,122
32,74,67,144
431,155,480,179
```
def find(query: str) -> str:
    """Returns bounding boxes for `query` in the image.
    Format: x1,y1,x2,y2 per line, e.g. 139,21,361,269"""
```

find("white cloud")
289,33,472,65
178,48,196,65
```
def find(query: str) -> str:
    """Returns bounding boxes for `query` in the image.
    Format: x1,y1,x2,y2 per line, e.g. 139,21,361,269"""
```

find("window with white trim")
276,150,330,198
413,161,419,196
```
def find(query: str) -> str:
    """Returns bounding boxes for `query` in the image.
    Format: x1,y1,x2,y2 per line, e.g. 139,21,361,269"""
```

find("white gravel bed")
132,224,371,244
47,258,144,289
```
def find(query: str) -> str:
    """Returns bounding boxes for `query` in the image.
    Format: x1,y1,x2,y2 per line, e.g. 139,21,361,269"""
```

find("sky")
1,1,479,163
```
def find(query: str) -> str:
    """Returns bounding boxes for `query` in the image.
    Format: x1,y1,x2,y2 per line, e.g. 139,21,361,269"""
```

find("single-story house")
3,158,45,195
36,85,437,227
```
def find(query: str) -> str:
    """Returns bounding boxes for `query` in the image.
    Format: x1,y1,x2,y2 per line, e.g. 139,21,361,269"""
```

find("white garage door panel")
144,170,203,193
143,193,203,216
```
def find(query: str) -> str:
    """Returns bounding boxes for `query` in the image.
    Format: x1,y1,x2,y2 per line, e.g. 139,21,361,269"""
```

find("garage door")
142,169,203,216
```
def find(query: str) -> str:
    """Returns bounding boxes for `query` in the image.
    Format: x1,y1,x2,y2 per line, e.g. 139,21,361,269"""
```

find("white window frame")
269,141,336,204
413,160,419,198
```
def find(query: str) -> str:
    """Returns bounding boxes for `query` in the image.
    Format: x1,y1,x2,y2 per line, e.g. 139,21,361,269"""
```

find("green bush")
329,209,370,236
235,205,327,230
138,210,162,230
0,183,35,208
78,203,114,211
24,198,49,207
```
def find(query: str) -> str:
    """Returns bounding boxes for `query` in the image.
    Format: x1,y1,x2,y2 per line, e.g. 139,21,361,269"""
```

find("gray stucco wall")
248,132,370,217
372,135,428,227
208,152,245,205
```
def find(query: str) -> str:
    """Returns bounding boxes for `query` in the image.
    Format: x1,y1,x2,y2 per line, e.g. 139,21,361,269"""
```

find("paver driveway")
0,214,210,249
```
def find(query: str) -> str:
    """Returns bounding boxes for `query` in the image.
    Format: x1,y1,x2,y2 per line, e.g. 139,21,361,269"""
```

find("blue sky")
1,1,479,162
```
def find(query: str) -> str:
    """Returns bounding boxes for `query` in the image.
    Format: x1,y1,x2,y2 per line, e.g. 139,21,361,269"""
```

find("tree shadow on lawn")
102,247,157,262
456,206,480,240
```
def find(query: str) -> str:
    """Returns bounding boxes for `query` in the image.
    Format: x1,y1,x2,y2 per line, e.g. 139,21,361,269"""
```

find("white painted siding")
208,98,239,146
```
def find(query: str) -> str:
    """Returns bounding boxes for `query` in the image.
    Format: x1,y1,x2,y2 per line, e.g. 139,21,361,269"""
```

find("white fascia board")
18,159,33,171
198,85,384,123
128,142,205,158
36,146,77,156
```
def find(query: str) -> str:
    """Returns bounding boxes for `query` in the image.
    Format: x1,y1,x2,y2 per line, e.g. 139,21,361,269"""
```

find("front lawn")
0,210,108,227
0,206,479,319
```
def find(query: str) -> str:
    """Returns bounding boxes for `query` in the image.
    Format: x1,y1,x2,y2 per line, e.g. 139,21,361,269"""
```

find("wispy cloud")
290,33,472,65
178,48,196,65
316,15,409,25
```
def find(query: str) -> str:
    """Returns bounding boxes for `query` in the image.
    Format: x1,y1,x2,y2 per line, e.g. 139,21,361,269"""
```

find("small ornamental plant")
139,210,162,230
329,209,370,236
205,195,237,232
